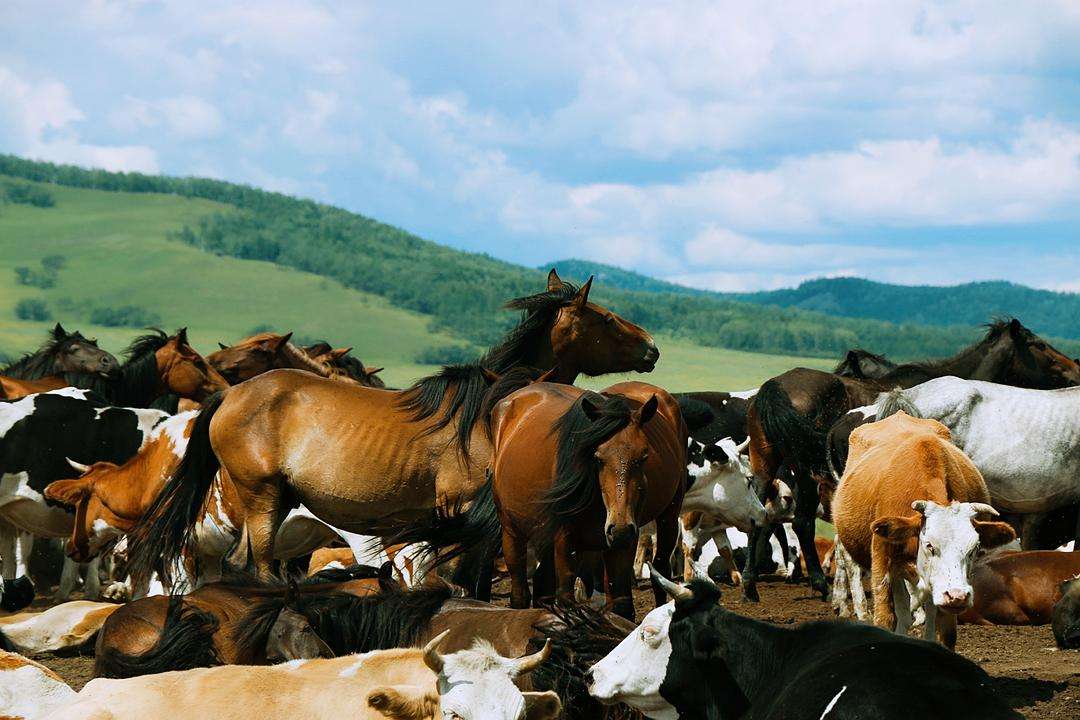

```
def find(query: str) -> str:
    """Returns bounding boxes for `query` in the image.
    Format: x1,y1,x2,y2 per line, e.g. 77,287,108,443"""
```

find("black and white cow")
674,390,757,446
589,572,1019,720
0,389,168,600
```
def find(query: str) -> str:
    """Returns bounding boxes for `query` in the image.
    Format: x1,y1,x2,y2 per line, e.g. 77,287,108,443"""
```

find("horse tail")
876,388,921,420
755,379,831,476
825,423,846,485
127,391,226,584
94,598,220,678
0,575,34,613
391,475,501,568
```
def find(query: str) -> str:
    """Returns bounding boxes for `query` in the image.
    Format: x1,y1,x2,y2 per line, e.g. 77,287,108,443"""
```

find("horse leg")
58,556,80,601
603,546,636,620
239,479,286,581
501,526,531,609
792,473,828,599
532,549,556,606
740,523,766,602
553,529,577,605
651,510,680,608
891,569,912,636
1020,513,1044,550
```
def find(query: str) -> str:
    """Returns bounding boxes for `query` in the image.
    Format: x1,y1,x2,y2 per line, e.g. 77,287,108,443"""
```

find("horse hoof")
742,585,760,603
811,577,829,600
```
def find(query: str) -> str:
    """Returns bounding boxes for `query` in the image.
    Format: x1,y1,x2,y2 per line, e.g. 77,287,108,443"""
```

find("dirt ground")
26,578,1080,717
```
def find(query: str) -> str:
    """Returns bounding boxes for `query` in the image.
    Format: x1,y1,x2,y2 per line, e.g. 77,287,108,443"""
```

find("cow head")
872,500,1015,613
587,602,678,719
45,459,130,562
373,630,561,720
684,437,766,533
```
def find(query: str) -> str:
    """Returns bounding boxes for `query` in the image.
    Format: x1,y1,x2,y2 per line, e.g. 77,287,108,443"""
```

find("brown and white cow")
0,600,119,654
959,550,1080,625
0,649,76,720
831,412,1015,648
43,632,561,720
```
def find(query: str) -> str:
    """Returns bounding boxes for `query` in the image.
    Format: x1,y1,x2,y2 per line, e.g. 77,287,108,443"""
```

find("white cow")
588,602,677,720
0,650,76,720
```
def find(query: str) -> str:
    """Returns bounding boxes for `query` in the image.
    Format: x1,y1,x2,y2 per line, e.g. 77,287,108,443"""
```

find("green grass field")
0,180,832,390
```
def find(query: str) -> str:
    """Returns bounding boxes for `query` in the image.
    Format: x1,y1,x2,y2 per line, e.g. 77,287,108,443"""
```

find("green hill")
2,154,1075,394
0,175,833,390
547,258,1080,341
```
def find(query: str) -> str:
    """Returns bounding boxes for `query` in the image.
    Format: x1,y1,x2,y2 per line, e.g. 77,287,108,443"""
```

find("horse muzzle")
605,522,639,548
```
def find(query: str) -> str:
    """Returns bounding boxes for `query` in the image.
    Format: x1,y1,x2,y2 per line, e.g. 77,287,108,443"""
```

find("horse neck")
278,343,331,377
112,353,166,407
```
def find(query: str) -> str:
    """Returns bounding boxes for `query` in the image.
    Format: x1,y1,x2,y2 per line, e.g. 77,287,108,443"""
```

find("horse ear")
547,268,564,291
572,276,593,308
175,328,189,347
365,367,384,377
1008,318,1025,338
218,342,229,350
635,394,659,426
580,395,603,421
328,347,352,361
52,323,67,340
480,368,501,385
265,332,293,353
534,367,559,384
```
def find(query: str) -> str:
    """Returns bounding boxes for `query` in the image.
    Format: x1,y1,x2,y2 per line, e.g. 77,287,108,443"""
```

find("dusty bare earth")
25,578,1080,718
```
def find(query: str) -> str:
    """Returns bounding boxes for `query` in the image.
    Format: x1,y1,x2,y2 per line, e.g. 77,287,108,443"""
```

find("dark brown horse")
832,348,897,379
303,342,386,388
130,271,659,584
207,331,336,385
94,567,391,678
744,319,1080,602
0,324,119,399
493,382,686,619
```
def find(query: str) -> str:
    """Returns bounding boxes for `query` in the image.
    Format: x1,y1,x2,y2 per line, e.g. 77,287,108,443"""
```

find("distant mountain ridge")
547,259,1080,341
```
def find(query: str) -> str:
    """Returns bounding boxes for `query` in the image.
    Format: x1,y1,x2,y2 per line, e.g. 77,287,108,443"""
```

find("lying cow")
1053,576,1080,648
831,412,1015,648
44,631,560,720
0,649,76,720
959,551,1080,625
588,570,1019,720
0,600,120,654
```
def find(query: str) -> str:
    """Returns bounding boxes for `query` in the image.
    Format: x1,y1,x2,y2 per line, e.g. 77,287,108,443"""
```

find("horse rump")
95,597,221,679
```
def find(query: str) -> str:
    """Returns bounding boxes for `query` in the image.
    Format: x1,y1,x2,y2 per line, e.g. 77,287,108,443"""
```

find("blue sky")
2,1,1078,292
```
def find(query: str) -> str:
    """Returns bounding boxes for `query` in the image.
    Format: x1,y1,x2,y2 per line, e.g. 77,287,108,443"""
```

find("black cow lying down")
589,570,1019,720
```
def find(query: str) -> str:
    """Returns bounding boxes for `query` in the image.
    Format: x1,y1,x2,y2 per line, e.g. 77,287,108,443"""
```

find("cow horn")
66,457,91,474
734,437,750,454
516,639,552,675
968,502,999,517
647,563,692,601
422,629,451,673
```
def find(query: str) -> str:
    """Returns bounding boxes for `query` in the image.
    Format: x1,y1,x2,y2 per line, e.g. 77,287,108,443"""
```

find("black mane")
396,280,580,457
232,583,453,659
66,329,170,407
873,318,1018,387
540,392,634,531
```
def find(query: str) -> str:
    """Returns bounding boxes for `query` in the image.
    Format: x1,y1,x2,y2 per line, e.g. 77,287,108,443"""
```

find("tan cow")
42,631,561,720
0,649,76,719
0,601,120,654
832,412,1015,648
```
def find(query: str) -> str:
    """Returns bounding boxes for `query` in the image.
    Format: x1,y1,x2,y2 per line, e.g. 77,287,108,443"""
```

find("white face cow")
874,500,1015,612
683,437,766,532
587,603,678,720
420,632,561,720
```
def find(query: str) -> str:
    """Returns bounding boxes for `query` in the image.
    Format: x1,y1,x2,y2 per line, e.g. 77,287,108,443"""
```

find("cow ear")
871,515,921,544
523,691,562,720
635,394,659,426
367,685,437,719
973,520,1016,549
45,477,91,508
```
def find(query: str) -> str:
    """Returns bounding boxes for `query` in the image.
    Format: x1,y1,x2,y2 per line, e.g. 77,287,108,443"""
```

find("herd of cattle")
1,269,1079,719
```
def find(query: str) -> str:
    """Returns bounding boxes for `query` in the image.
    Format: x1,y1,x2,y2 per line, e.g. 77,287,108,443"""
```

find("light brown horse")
0,324,119,400
303,343,386,388
488,382,685,619
130,272,659,583
207,331,335,385
744,318,1080,602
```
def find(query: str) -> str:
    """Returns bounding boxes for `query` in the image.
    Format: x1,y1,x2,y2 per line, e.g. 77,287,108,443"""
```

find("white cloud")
110,95,223,138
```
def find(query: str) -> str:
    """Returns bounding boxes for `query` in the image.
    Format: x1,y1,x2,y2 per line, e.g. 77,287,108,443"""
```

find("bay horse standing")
489,382,686,619
0,324,119,399
130,271,659,582
744,318,1080,602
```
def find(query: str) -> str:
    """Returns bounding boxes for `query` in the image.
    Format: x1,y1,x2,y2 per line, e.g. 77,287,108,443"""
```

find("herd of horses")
2,268,1079,720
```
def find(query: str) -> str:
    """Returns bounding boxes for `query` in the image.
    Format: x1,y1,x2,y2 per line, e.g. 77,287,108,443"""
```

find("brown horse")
207,331,335,385
744,318,1080,602
490,383,685,619
130,272,659,584
303,342,387,388
0,324,119,399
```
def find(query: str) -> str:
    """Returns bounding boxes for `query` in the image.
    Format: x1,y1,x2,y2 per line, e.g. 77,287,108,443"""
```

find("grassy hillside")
551,258,1080,342
0,180,833,390
6,155,1059,362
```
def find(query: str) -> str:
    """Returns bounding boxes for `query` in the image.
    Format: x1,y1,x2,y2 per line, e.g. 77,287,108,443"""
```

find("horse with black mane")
129,271,659,585
0,324,118,399
743,319,1080,602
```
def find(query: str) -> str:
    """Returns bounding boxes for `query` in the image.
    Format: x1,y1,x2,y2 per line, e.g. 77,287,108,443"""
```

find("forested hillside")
4,154,1077,361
